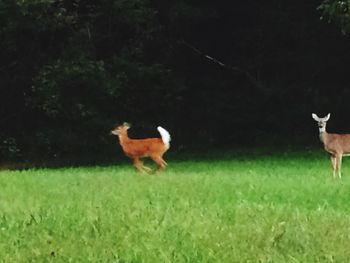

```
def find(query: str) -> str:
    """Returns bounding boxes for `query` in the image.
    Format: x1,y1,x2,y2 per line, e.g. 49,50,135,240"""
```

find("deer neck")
319,130,328,144
118,132,130,145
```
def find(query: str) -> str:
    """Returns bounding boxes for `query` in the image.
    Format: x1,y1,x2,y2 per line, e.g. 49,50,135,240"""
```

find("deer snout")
110,130,118,135
318,122,325,128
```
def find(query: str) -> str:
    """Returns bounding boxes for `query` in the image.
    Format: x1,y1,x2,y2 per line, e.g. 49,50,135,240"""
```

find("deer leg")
133,158,148,173
132,158,143,172
336,154,342,179
141,160,152,173
330,155,337,179
151,155,167,171
139,159,153,173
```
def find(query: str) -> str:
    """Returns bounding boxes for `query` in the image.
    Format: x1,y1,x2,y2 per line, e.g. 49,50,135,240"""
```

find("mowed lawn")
1,151,350,262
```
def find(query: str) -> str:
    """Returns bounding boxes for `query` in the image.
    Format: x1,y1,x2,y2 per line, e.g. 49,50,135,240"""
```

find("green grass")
1,150,350,262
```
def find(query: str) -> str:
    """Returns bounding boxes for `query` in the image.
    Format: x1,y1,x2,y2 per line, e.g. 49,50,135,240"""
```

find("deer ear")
123,122,131,129
312,113,320,121
325,113,331,121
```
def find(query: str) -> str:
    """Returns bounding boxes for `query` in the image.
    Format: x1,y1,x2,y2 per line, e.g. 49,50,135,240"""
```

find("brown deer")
111,122,171,173
312,113,350,178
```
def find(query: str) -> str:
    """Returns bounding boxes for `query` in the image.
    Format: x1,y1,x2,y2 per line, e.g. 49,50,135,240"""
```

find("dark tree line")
1,0,350,164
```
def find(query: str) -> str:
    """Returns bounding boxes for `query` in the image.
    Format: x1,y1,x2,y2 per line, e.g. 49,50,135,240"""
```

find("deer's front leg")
133,158,145,173
330,155,337,179
336,154,342,179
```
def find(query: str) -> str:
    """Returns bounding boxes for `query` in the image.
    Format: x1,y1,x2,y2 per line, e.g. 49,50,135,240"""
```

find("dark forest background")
1,0,350,164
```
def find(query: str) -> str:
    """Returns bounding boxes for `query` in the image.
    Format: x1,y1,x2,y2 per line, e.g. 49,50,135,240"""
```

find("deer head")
110,122,131,136
312,113,330,133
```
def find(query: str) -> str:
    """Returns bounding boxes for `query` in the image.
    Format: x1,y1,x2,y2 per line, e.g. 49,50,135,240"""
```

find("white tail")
157,126,171,148
312,113,350,179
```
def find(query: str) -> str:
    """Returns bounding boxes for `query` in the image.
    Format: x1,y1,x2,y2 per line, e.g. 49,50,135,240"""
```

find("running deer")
312,113,350,178
111,122,171,173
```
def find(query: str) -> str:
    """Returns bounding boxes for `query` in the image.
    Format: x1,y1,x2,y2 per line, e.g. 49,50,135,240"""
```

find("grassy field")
1,150,350,262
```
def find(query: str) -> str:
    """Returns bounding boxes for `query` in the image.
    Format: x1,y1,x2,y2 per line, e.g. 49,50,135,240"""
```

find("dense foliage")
319,0,350,34
1,0,350,163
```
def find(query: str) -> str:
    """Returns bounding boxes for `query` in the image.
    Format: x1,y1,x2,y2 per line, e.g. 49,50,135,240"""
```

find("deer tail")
157,126,171,148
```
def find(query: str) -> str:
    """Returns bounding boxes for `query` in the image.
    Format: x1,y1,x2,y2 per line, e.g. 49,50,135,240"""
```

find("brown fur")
111,123,169,173
321,133,350,156
313,113,350,178
320,132,350,179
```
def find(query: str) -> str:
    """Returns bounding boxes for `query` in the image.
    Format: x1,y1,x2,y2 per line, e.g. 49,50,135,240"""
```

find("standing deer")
312,113,350,178
111,122,171,173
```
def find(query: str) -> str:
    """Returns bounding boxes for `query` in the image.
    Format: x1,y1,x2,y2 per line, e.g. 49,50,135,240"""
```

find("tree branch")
180,40,264,90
